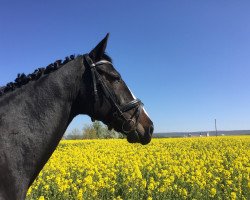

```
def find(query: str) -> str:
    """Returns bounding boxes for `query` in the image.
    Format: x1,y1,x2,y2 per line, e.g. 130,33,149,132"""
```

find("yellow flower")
210,188,216,197
27,187,32,196
44,184,50,190
182,188,188,197
38,196,45,200
148,183,155,190
83,175,93,186
77,189,83,200
159,186,165,193
231,192,237,200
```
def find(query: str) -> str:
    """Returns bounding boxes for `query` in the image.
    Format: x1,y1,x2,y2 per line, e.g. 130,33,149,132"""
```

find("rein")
83,54,143,133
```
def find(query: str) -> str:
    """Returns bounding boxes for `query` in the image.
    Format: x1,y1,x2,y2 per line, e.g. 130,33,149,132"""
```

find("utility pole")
215,119,218,136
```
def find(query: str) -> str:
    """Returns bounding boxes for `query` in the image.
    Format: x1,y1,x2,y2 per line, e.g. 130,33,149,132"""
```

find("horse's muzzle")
127,124,154,145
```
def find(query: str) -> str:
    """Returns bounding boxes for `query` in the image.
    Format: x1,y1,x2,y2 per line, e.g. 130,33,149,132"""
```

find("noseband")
84,54,143,134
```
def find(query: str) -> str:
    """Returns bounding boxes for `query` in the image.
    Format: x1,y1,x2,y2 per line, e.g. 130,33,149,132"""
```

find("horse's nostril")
149,125,154,135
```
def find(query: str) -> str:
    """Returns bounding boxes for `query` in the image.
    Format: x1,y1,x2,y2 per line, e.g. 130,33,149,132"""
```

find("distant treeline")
65,124,250,139
153,130,250,138
64,121,124,140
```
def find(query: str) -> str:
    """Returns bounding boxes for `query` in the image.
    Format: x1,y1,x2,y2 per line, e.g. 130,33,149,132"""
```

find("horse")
0,34,154,200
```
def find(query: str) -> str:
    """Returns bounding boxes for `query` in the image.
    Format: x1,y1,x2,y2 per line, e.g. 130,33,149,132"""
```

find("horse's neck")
0,56,85,191
24,56,85,147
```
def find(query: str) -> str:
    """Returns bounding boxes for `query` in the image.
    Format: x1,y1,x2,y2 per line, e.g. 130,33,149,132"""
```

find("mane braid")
0,54,77,97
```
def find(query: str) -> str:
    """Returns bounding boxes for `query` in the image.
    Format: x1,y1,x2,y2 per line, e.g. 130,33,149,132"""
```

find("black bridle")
84,54,143,134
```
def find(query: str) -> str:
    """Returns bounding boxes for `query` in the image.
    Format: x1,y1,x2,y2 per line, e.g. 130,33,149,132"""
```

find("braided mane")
0,53,113,97
0,55,77,97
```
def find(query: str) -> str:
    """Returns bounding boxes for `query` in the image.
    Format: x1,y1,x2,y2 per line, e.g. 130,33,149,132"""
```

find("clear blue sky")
1,1,250,133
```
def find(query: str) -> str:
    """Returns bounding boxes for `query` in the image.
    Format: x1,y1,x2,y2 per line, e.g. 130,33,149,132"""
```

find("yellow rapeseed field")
26,136,250,200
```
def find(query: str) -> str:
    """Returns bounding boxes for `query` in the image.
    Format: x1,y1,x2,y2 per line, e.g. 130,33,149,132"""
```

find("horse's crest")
0,55,76,96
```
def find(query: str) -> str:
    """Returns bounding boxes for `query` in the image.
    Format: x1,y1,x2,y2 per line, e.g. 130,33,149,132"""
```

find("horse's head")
80,34,154,145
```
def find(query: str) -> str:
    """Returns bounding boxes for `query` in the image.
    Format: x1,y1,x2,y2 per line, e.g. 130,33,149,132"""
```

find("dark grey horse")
0,34,154,200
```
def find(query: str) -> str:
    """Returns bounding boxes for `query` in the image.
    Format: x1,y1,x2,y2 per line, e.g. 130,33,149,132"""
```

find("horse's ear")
89,33,109,62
